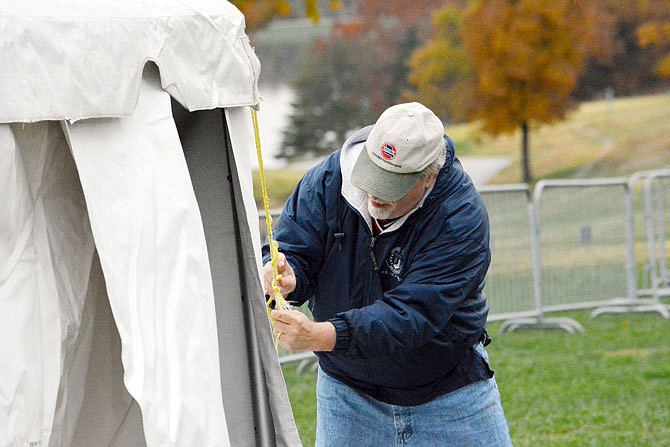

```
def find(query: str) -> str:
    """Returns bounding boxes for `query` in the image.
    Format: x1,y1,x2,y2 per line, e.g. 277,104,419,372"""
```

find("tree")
574,0,670,100
278,39,376,160
278,0,446,161
637,1,670,78
333,0,461,114
460,0,602,183
405,6,473,124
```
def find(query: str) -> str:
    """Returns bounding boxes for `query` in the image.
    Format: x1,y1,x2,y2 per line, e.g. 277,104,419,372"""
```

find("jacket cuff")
327,317,351,352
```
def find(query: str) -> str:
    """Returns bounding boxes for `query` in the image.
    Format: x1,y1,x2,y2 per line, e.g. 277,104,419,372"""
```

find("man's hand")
263,252,296,298
270,309,336,352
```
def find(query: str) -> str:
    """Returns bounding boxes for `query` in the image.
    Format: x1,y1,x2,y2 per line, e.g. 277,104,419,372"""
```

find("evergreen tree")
278,1,441,161
278,40,376,161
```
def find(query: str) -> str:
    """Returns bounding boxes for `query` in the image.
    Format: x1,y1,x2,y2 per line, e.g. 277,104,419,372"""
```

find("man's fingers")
270,309,288,322
271,309,302,324
271,312,291,335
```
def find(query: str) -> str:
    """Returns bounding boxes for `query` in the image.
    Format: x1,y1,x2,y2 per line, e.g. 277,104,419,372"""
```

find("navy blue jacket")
264,126,493,405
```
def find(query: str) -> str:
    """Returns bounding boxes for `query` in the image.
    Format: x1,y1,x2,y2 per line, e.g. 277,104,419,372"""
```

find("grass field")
282,310,670,446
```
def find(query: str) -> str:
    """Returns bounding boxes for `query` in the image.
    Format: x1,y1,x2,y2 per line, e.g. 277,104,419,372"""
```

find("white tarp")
0,118,99,446
0,68,236,447
0,120,97,446
64,66,231,447
0,0,260,123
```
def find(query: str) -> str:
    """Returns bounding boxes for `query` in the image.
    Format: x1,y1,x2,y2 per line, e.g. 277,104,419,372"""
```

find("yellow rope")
251,108,291,319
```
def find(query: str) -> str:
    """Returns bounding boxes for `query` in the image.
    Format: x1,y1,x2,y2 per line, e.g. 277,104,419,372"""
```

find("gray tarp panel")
70,254,146,447
173,102,301,447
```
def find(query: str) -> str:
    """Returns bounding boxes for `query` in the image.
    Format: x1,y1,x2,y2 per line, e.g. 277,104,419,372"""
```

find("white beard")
367,199,396,220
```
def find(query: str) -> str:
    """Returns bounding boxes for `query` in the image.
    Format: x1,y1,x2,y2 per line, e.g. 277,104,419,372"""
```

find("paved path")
460,156,512,185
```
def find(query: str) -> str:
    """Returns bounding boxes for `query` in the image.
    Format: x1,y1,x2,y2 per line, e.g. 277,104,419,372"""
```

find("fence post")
645,171,670,299
500,181,584,333
479,184,538,323
592,170,670,317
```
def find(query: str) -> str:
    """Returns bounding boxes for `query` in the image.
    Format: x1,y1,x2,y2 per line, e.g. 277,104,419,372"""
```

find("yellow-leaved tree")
405,6,473,124
459,0,603,183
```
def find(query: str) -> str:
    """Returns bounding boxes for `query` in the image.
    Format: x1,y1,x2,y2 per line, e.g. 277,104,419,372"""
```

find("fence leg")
499,316,585,334
499,194,584,334
591,300,669,318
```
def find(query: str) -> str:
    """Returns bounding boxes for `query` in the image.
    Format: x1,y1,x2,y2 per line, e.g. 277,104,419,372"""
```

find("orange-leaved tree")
636,0,670,78
460,0,603,183
576,0,670,99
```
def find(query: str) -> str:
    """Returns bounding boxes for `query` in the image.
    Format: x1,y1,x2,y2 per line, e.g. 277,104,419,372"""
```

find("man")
263,102,512,446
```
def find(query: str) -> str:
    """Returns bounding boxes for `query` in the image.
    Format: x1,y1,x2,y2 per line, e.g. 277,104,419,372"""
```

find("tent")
0,1,301,446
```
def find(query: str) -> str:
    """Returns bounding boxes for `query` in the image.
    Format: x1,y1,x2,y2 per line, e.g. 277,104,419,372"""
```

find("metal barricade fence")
533,179,631,309
592,170,670,318
638,170,670,299
258,170,670,364
258,208,282,245
648,173,670,298
478,185,537,322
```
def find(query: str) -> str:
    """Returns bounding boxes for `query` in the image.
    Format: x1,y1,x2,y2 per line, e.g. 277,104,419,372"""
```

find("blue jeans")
315,346,513,447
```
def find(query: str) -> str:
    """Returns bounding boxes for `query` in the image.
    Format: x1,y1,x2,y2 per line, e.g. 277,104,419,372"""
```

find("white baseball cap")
351,102,445,202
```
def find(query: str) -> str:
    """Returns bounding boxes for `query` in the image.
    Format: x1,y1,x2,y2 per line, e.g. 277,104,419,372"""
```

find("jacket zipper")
369,235,380,272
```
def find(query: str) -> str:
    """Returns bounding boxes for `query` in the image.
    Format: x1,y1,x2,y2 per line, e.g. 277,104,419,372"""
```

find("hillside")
253,92,670,207
447,92,670,184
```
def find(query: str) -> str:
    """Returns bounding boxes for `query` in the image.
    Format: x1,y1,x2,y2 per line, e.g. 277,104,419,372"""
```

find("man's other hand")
263,252,296,297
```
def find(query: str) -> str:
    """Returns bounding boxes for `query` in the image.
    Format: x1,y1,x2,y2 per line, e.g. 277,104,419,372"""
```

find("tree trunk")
521,121,531,184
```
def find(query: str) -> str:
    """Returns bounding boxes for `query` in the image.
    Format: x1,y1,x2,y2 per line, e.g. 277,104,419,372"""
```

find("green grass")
282,311,670,446
252,169,305,211
495,311,670,446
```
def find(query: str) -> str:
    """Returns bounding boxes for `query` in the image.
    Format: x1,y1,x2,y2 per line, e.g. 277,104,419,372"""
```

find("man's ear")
424,172,438,187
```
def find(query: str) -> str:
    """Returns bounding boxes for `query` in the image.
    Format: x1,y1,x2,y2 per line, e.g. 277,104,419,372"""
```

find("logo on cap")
380,142,397,160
